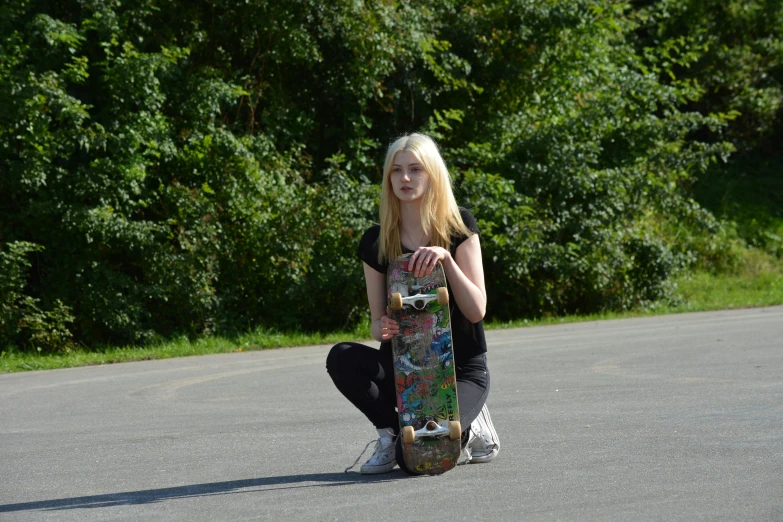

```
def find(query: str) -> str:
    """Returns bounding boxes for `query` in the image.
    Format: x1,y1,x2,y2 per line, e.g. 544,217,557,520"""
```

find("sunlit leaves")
1,0,778,349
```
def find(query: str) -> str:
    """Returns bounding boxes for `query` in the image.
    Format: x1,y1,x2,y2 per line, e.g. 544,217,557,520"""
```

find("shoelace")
471,424,490,445
344,436,394,473
344,439,376,473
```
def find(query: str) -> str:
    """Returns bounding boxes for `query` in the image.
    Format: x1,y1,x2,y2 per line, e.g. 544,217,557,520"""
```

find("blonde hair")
378,133,472,264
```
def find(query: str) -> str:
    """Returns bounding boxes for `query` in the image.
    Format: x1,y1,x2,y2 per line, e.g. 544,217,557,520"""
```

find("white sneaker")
360,428,397,474
468,404,499,463
460,441,473,465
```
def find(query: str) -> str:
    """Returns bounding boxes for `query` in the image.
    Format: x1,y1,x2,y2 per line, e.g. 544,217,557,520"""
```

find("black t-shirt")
357,208,488,366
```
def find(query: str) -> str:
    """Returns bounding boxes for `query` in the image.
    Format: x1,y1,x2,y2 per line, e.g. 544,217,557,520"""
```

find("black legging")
326,342,489,473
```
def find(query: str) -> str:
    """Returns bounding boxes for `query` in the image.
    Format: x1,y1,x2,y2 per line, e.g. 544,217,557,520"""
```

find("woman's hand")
409,246,451,278
378,308,399,341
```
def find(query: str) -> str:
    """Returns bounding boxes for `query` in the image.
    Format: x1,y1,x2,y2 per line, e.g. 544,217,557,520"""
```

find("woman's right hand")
378,308,400,341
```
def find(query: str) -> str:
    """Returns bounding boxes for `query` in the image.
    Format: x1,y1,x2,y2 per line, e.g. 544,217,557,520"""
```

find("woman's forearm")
442,255,486,323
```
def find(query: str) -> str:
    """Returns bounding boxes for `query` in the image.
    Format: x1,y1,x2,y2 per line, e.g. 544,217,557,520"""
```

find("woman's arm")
449,233,487,322
363,262,400,342
408,233,487,323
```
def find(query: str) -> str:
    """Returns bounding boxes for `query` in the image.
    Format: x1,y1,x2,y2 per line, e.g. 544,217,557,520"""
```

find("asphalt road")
1,306,782,521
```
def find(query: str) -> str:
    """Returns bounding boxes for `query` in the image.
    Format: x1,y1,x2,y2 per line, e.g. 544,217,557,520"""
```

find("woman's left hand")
409,246,450,278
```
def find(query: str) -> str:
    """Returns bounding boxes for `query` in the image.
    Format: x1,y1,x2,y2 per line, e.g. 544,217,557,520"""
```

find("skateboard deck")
388,253,460,475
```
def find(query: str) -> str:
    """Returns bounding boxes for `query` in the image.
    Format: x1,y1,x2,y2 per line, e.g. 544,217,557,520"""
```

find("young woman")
326,133,499,475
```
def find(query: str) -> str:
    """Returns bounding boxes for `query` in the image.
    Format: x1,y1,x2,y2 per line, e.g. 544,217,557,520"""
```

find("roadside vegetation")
3,251,780,374
2,1,781,371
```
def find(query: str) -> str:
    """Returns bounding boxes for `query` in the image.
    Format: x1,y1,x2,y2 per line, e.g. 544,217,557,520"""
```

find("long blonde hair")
378,133,472,264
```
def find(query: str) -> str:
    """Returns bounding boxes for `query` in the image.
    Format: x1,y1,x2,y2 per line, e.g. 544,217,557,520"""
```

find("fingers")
410,250,423,277
379,314,399,341
410,247,441,277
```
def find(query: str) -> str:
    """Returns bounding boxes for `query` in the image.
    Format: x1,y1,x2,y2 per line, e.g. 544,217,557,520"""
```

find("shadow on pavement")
0,471,405,513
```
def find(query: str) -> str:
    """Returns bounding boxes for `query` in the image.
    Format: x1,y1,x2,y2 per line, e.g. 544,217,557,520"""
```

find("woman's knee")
325,342,355,375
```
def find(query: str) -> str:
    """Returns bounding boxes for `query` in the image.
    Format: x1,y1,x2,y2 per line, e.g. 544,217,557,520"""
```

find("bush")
1,0,774,349
631,0,783,257
447,2,732,317
0,242,75,353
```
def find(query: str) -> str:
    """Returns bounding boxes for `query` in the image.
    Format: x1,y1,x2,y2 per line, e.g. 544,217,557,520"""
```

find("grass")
0,324,370,374
490,269,783,330
2,255,782,374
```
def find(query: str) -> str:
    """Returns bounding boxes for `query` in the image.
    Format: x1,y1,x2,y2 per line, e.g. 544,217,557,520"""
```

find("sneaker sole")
360,463,397,474
469,447,499,463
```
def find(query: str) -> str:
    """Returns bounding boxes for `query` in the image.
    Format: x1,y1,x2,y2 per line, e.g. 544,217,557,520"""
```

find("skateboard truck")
390,287,449,311
401,420,462,444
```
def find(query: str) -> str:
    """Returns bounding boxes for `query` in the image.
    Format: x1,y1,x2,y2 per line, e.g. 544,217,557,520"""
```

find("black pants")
326,342,490,473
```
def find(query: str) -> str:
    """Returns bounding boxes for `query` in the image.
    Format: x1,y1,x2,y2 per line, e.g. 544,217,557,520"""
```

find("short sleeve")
357,225,387,274
452,208,479,250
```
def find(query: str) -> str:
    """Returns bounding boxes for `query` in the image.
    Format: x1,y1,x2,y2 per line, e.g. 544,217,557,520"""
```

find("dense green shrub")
0,0,776,349
446,2,732,317
0,242,75,353
631,0,783,258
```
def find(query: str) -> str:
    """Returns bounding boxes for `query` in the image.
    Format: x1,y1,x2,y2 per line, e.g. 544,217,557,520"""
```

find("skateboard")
388,253,461,475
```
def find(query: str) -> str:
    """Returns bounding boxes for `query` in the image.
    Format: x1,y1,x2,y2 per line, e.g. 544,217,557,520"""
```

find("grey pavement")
1,306,782,521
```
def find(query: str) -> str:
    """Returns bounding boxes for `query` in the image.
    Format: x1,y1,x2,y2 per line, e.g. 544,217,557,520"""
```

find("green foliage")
447,1,731,317
0,0,778,350
0,242,75,353
631,0,783,257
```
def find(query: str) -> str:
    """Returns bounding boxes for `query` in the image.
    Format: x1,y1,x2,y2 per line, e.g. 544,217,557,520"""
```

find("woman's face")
390,151,429,203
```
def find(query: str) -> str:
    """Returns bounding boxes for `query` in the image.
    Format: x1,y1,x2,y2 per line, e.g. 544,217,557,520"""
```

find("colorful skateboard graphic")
388,253,460,475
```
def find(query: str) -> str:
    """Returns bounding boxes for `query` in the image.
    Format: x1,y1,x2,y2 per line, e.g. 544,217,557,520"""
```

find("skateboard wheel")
390,292,403,311
437,287,449,305
402,425,415,444
449,420,461,441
